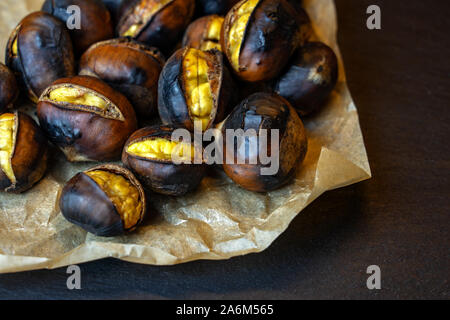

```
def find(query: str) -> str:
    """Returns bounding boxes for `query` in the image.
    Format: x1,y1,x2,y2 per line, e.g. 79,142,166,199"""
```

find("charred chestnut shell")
117,0,196,53
0,112,48,193
60,164,146,237
37,76,137,162
272,42,339,116
221,0,311,82
158,47,236,132
222,92,307,192
42,0,114,57
0,63,19,112
5,11,75,103
182,15,225,52
196,0,240,16
122,125,207,196
79,38,165,119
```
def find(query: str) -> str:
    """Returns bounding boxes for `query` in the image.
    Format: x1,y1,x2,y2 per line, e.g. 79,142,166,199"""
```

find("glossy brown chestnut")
79,38,165,118
122,125,207,196
196,0,240,16
222,92,307,192
60,164,146,237
117,0,195,53
0,63,19,112
42,0,114,57
37,76,137,162
5,11,75,103
0,112,48,193
158,47,236,132
221,0,311,82
272,42,338,116
182,15,225,51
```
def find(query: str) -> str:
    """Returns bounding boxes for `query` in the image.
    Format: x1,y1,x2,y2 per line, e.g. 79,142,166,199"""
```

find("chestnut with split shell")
0,112,48,193
122,125,207,196
37,76,137,162
79,38,165,118
182,15,224,52
222,92,308,192
0,63,18,112
60,164,146,237
158,47,236,132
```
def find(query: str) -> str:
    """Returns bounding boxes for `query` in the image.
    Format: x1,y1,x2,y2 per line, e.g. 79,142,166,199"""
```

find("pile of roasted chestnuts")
0,0,338,237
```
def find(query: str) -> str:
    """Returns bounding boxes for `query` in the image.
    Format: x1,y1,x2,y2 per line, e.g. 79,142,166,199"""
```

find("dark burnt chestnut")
5,11,75,103
196,0,240,17
287,0,302,13
222,92,307,192
122,125,207,196
102,0,125,24
37,76,137,162
158,47,236,132
221,0,311,82
79,38,165,118
272,42,338,116
182,15,224,51
42,0,114,57
60,164,146,237
117,0,196,53
0,112,48,193
0,63,19,112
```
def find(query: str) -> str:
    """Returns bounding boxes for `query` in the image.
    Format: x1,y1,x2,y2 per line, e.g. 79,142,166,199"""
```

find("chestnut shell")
122,125,207,196
195,0,240,16
42,0,114,57
158,47,236,131
60,164,146,237
0,63,19,112
37,76,137,162
5,11,75,102
182,15,223,51
0,112,49,193
222,92,307,192
221,0,311,82
79,38,165,119
272,42,338,116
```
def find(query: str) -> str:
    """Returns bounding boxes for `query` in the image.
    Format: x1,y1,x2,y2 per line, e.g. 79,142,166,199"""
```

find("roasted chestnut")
272,42,338,116
196,0,240,16
221,0,311,82
222,92,307,192
79,38,165,118
42,0,114,57
117,0,196,53
182,15,224,51
37,76,137,162
122,125,207,196
60,164,146,237
0,64,18,112
0,112,48,193
102,0,125,24
287,0,302,13
5,11,75,103
158,47,236,132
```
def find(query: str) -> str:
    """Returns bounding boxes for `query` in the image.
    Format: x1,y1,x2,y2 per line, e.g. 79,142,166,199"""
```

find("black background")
0,0,449,299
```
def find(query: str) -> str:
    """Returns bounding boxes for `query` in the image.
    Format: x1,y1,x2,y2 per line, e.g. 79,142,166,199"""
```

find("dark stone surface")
0,0,449,299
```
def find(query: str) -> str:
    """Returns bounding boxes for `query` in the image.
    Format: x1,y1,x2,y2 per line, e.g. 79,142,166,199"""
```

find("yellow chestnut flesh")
127,138,195,161
122,0,173,37
12,36,18,56
201,17,224,51
48,87,108,109
183,49,214,131
228,0,259,70
86,170,142,229
0,113,16,184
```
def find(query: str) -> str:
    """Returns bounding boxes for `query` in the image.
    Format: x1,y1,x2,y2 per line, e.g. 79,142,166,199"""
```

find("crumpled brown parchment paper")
0,0,371,273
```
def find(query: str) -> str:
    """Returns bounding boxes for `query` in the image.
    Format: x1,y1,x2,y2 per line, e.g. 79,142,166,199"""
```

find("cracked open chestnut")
0,63,18,112
37,75,137,162
42,0,114,57
182,15,224,51
196,0,240,16
60,164,146,237
222,92,307,192
5,11,75,103
221,0,311,82
158,47,236,132
0,112,48,193
272,42,338,116
79,38,165,118
117,0,195,53
122,125,207,196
